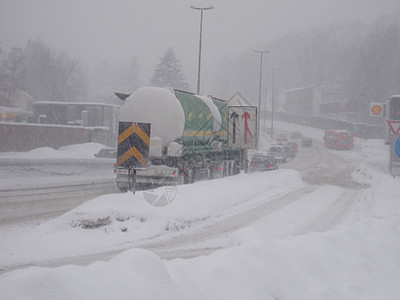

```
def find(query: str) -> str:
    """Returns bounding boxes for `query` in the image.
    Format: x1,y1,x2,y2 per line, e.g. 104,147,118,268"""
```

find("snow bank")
57,169,303,238
1,216,399,300
0,169,304,267
0,143,105,159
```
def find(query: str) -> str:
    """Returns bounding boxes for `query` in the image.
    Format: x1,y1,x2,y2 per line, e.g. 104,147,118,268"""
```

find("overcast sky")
1,0,400,91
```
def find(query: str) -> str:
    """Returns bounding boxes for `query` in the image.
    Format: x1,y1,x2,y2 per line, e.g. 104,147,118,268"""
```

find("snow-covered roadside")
0,143,105,160
2,213,399,300
0,143,115,190
0,169,305,269
1,169,399,299
1,133,400,299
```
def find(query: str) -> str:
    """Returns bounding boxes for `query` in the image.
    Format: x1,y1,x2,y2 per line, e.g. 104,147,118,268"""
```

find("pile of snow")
0,170,304,266
0,143,106,159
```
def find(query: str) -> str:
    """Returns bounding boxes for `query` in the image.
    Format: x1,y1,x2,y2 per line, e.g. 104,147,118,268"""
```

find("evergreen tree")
150,48,189,91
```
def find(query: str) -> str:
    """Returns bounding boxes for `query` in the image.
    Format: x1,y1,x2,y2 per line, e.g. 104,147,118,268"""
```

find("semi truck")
114,87,248,191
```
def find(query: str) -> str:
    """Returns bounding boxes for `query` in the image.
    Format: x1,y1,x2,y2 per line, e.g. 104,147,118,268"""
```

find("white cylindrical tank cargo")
196,95,222,133
119,87,185,148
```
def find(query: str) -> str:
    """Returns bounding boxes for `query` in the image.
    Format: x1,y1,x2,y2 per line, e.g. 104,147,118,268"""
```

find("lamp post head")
253,49,270,54
190,5,214,10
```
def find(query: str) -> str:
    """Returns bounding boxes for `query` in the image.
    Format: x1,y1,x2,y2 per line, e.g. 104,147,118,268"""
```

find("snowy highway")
1,124,399,299
1,126,366,265
0,179,117,225
0,155,118,225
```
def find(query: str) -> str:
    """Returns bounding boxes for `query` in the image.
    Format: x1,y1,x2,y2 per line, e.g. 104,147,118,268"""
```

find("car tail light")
269,164,273,167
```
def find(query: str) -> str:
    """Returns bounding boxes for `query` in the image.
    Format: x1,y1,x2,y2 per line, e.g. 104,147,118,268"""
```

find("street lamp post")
191,5,214,95
270,67,279,143
254,50,269,150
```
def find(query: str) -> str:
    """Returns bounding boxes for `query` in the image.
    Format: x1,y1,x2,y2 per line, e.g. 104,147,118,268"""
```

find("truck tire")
223,161,228,177
208,167,213,180
184,168,194,184
119,187,128,193
177,173,185,185
232,161,240,175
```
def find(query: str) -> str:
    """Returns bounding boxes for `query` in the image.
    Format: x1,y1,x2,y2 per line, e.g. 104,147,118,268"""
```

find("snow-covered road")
0,125,369,269
1,123,399,299
0,144,118,225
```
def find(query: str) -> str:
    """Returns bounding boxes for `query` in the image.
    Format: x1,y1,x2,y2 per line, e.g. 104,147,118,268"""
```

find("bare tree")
24,39,87,102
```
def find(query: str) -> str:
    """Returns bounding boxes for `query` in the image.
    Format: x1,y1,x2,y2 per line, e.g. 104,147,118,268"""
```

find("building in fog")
283,86,360,122
32,102,120,134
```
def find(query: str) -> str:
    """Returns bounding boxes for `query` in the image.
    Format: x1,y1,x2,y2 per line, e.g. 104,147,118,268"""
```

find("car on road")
249,154,278,172
283,144,296,158
278,133,288,142
95,148,117,158
287,141,299,153
301,137,313,147
291,131,302,139
268,145,287,163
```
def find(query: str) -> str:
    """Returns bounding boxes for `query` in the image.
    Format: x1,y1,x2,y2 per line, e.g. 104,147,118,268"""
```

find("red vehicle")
323,130,354,150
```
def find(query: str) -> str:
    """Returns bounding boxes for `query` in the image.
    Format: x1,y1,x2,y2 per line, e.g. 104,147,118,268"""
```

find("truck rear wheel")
223,161,229,177
232,161,240,175
184,168,194,184
119,187,128,193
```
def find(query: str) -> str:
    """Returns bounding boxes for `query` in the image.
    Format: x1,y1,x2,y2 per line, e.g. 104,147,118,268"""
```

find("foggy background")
1,0,400,119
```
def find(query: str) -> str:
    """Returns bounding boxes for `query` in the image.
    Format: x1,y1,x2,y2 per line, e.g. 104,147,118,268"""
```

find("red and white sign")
227,106,257,149
387,120,400,136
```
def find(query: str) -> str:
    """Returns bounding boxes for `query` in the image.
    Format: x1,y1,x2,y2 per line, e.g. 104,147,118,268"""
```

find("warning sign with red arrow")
387,120,400,136
228,106,257,149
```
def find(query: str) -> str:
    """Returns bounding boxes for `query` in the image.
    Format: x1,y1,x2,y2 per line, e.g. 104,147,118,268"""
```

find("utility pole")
254,50,269,150
263,68,268,132
270,67,279,143
191,5,214,95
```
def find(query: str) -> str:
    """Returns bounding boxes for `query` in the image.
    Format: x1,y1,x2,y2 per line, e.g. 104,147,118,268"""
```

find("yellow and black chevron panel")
117,122,151,168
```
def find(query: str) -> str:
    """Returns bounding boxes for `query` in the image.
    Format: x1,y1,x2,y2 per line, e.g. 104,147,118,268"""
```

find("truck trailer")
115,87,247,191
